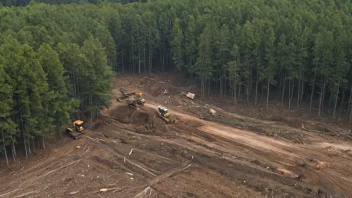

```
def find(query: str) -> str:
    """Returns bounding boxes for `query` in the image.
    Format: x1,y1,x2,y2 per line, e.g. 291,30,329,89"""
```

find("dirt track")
1,74,352,198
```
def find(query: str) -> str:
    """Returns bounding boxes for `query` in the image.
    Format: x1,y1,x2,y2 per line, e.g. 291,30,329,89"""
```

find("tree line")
0,0,142,7
2,0,352,164
0,3,114,165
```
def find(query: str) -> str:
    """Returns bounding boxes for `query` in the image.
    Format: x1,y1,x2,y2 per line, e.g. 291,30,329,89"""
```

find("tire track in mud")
142,102,352,196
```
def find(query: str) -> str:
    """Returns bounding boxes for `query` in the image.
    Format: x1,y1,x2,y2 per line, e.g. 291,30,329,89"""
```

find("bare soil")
1,74,352,198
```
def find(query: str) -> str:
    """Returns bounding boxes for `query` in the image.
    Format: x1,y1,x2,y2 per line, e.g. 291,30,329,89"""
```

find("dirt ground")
1,74,352,198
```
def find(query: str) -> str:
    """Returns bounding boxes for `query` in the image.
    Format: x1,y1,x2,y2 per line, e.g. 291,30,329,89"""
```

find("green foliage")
0,3,115,155
2,0,352,155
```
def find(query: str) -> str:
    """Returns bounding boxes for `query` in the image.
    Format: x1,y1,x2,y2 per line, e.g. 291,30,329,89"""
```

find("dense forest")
0,0,143,6
1,0,352,164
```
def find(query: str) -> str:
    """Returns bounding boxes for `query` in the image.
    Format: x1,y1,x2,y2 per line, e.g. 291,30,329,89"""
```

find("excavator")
117,88,145,108
116,88,131,101
158,106,175,124
65,120,86,139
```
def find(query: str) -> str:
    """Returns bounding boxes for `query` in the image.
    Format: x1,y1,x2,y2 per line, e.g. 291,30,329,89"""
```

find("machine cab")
120,88,129,97
73,120,84,132
158,106,168,115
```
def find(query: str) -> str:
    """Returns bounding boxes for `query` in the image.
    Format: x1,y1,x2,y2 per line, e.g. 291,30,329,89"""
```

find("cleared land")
0,74,352,198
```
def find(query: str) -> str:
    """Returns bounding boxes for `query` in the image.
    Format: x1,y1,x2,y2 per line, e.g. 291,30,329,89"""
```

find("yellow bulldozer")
158,106,175,124
117,88,145,108
65,120,86,139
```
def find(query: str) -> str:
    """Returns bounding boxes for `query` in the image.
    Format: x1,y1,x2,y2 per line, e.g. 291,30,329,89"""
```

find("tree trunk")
57,125,62,139
11,141,16,162
278,73,283,96
208,79,210,97
234,78,237,107
201,79,204,99
246,80,249,104
132,37,134,73
149,49,152,74
2,131,8,166
28,140,31,155
340,90,345,114
224,71,227,96
122,45,124,73
322,80,326,108
318,89,323,118
238,82,241,99
300,80,305,104
90,93,93,122
281,73,286,107
288,79,291,109
322,78,327,110
150,51,152,74
309,69,316,112
143,47,146,73
249,66,253,96
149,24,152,74
32,137,35,153
42,137,45,150
350,105,352,123
329,92,333,108
297,70,301,108
220,74,223,96
333,83,340,120
255,73,258,107
318,79,326,118
349,84,352,113
162,53,165,72
261,82,264,99
138,49,141,74
266,80,270,109
289,80,295,110
24,137,28,158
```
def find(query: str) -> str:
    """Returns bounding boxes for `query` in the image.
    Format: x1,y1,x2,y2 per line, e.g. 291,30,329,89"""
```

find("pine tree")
192,29,212,99
171,18,185,72
262,27,277,109
81,37,113,121
228,44,240,107
0,62,16,165
37,43,77,138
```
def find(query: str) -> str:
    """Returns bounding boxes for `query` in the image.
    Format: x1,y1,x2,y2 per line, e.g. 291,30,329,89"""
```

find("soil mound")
109,105,154,125
107,105,172,135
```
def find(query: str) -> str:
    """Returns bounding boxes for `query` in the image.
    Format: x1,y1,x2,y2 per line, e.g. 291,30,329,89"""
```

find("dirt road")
0,75,352,197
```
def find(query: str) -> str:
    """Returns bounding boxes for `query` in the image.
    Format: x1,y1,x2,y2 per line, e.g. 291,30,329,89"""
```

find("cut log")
186,92,195,100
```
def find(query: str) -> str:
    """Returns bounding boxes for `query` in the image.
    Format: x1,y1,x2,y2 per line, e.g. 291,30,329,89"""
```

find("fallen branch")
126,160,156,176
147,164,191,186
302,124,352,140
13,190,40,198
0,189,19,198
0,159,81,198
38,159,81,179
85,147,91,153
302,124,321,133
134,186,157,198
132,164,192,198
86,136,156,176
85,186,129,195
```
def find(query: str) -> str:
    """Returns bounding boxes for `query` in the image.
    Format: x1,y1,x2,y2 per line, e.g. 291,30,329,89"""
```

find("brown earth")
0,74,352,198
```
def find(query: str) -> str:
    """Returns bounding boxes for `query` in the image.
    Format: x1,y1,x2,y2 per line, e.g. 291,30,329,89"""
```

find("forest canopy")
1,0,352,163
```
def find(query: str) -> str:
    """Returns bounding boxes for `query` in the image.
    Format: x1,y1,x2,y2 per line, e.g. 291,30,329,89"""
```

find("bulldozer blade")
158,115,172,124
128,104,138,110
66,129,84,140
74,134,83,140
